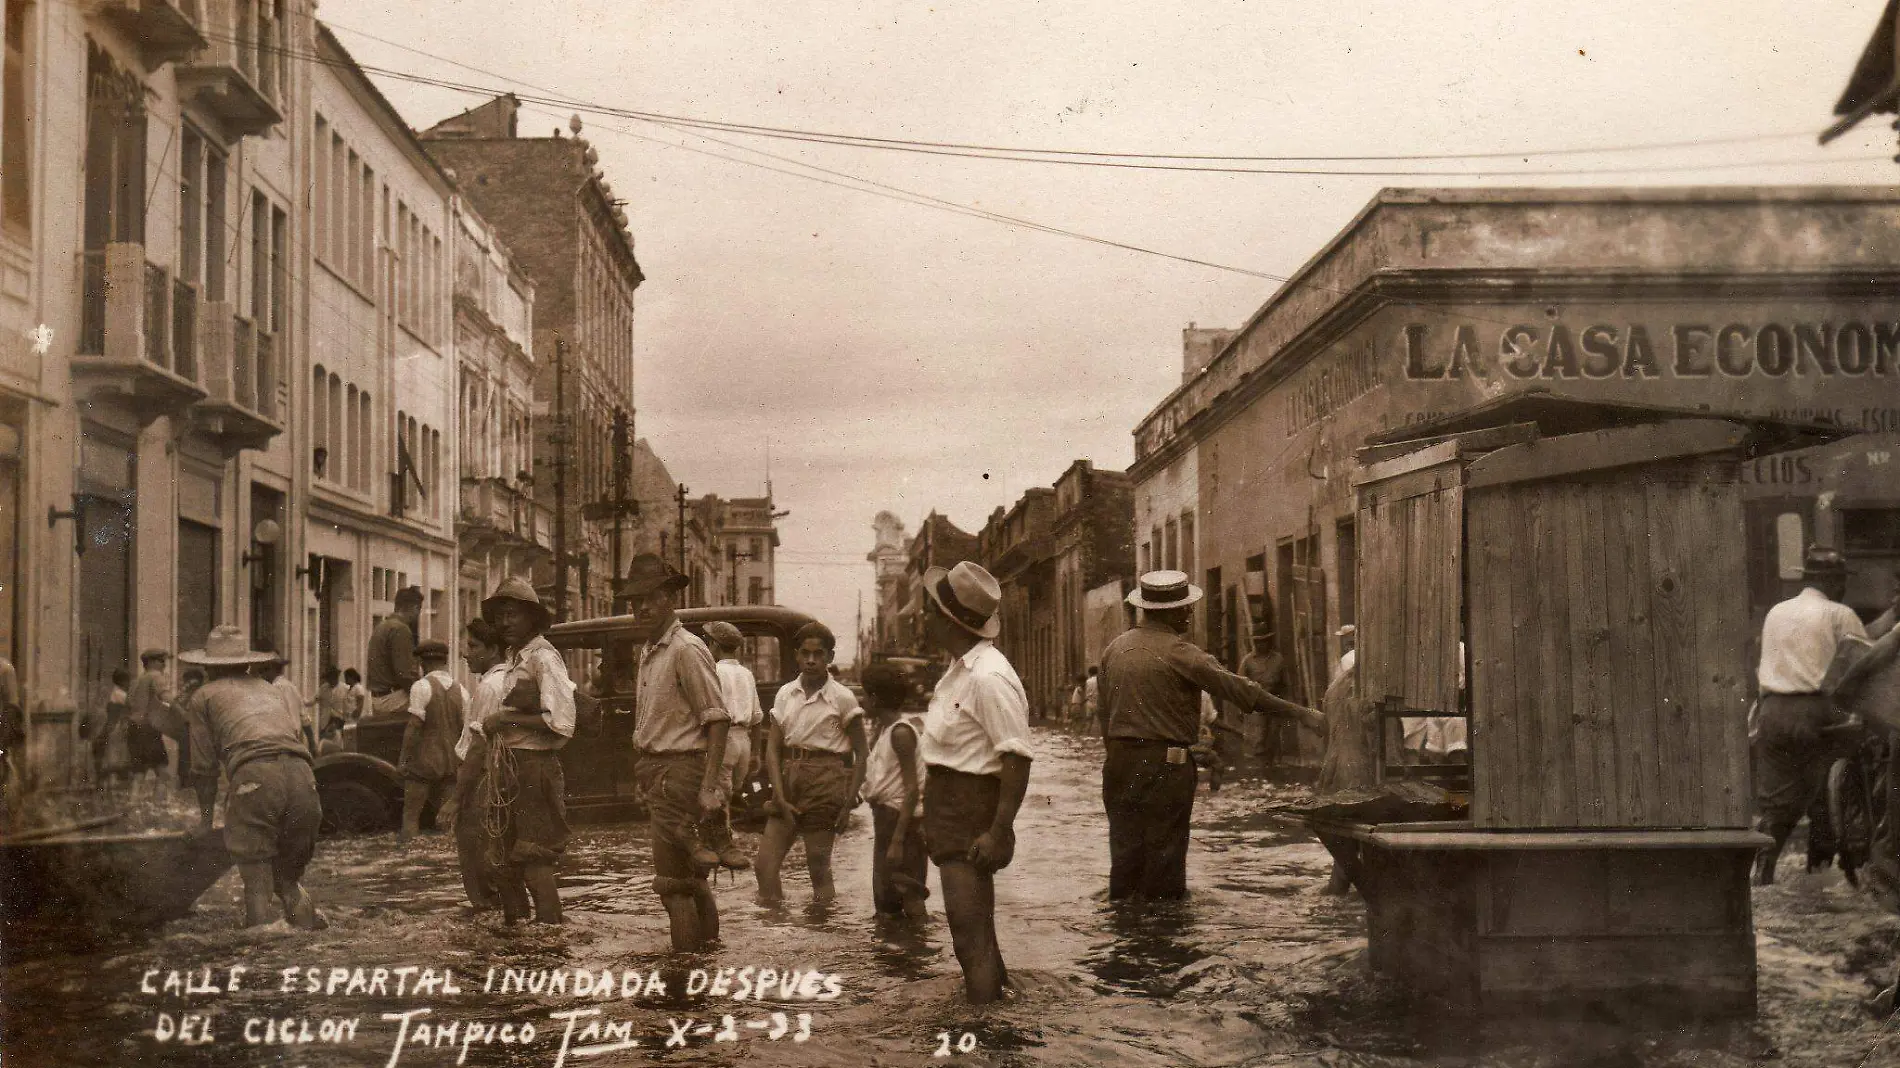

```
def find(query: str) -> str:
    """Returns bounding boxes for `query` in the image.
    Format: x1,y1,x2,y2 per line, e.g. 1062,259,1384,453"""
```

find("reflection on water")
1,728,1891,1067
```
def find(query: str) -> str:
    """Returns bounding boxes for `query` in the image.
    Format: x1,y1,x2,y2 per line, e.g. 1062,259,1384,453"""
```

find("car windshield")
568,628,784,696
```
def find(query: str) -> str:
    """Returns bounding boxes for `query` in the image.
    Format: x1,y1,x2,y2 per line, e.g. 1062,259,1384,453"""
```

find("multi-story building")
304,25,459,674
978,489,1058,716
717,495,781,608
420,94,641,623
38,0,298,725
895,512,980,656
451,193,545,627
865,512,910,656
1049,460,1135,677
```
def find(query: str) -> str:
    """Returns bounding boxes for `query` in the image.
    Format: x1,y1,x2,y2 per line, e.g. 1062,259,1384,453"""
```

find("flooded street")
7,727,1900,1067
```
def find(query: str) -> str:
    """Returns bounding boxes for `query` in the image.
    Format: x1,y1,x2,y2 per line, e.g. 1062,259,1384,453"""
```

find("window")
249,189,268,322
1,0,32,239
748,576,764,605
83,43,144,251
1139,541,1150,574
1163,517,1178,572
356,389,371,490
311,365,327,475
1179,511,1195,579
313,117,328,257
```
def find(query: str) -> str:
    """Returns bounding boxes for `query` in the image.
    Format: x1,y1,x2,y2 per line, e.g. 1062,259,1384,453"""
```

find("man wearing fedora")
918,560,1033,1004
477,577,576,924
179,625,325,930
623,552,732,952
1752,546,1898,885
1101,570,1322,901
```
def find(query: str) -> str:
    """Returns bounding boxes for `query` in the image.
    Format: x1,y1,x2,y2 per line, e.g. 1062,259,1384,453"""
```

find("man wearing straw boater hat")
1100,571,1322,902
477,576,576,924
918,560,1033,1004
178,625,325,930
1752,546,1898,886
623,552,732,953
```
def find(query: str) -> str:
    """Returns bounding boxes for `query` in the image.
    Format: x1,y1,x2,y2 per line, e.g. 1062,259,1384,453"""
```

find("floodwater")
4,727,1900,1067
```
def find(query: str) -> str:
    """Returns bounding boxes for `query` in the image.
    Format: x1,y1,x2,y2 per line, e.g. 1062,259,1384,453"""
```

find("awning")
1821,0,1900,144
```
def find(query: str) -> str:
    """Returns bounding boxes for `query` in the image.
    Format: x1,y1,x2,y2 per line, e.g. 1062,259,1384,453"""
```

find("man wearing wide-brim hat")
178,625,325,930
916,559,1033,1005
1099,571,1322,902
621,552,733,953
1751,546,1899,885
475,576,576,924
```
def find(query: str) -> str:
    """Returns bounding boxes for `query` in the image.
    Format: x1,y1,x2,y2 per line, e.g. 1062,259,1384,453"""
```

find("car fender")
313,751,402,792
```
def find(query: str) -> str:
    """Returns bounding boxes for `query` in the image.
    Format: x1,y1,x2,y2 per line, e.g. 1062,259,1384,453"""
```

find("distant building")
1049,460,1135,676
420,94,642,622
865,512,910,656
717,496,781,608
979,490,1057,716
897,512,980,655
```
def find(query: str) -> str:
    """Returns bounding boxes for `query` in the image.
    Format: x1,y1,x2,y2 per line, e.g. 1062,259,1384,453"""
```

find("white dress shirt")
1758,587,1870,695
920,641,1034,776
716,659,764,727
454,663,509,761
772,677,862,753
407,669,463,719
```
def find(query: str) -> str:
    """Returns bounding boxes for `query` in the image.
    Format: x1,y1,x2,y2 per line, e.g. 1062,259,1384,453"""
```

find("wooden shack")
1313,395,1852,1017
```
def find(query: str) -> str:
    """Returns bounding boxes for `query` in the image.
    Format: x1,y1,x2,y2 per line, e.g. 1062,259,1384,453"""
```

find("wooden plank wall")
1356,461,1464,766
1467,458,1751,829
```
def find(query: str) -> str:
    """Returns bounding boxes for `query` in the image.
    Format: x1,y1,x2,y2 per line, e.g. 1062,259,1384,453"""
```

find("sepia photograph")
3,0,1900,1064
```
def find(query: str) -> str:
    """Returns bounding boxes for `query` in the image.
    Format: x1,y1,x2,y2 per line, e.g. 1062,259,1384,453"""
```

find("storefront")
1131,187,1900,708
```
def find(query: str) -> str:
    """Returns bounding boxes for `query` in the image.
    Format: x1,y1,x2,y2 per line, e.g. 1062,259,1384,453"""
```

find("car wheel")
320,779,393,836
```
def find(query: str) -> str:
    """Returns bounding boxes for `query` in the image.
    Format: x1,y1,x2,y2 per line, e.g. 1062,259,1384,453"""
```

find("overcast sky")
321,0,1900,663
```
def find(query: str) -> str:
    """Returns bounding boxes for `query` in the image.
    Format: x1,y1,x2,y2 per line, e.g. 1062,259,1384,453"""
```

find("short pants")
923,765,1014,873
223,754,321,883
488,747,569,866
635,750,710,854
778,750,853,832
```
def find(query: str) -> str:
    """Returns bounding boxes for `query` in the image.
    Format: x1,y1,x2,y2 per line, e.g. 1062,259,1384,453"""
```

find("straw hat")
177,625,276,666
1126,570,1203,611
923,561,1002,640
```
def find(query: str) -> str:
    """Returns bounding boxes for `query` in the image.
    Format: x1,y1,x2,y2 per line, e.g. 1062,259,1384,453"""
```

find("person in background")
1084,665,1101,733
1752,547,1899,885
623,554,729,950
758,621,866,908
95,669,134,793
453,619,509,913
368,587,424,715
1314,657,1372,895
861,661,928,920
261,653,312,754
1241,626,1290,765
127,648,180,793
703,621,762,872
399,640,465,845
343,668,370,721
179,625,325,930
1066,673,1086,728
480,578,576,925
315,665,354,750
918,561,1032,1005
175,667,206,803
1331,624,1357,686
1101,572,1322,902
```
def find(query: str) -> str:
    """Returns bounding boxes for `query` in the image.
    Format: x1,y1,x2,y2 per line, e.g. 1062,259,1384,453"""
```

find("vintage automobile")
312,604,815,834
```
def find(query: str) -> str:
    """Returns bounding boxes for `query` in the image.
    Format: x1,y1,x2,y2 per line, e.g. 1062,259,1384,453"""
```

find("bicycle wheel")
1829,757,1876,883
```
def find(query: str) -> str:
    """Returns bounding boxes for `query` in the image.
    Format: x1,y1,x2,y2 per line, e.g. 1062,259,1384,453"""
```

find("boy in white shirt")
757,621,867,907
702,621,763,871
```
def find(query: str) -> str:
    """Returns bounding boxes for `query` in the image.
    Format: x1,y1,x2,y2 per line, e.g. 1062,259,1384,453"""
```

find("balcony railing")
191,303,282,452
88,0,206,67
174,0,281,138
71,243,207,420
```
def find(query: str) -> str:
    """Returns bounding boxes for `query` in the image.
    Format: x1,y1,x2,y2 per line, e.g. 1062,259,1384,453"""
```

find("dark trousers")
1102,739,1198,900
1754,693,1839,850
871,802,928,914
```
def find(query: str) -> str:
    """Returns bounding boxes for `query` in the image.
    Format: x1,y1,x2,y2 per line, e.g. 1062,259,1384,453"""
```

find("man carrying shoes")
1100,570,1322,902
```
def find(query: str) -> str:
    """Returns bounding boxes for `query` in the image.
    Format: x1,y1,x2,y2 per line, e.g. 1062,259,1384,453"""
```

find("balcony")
459,478,550,559
173,0,280,139
85,0,207,68
191,305,283,453
73,244,208,422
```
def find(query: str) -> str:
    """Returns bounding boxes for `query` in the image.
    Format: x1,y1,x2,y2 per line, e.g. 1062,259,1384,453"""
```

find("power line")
324,19,1817,165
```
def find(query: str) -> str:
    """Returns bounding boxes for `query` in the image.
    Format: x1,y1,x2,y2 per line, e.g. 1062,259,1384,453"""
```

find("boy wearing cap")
399,640,466,844
919,560,1033,1004
703,621,762,871
1752,547,1899,884
1101,570,1321,902
622,553,730,952
757,621,867,908
478,577,576,924
180,625,325,929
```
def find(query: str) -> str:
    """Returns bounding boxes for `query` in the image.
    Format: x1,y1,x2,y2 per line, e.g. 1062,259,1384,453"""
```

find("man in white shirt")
918,561,1032,1005
1753,547,1898,885
398,641,465,845
703,621,763,871
452,619,509,912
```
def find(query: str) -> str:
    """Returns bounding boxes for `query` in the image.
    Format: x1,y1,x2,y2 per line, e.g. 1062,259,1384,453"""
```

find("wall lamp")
239,518,283,566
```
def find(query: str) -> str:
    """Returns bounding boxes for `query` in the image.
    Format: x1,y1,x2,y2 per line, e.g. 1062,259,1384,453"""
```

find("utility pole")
610,408,630,603
550,336,570,621
675,482,688,591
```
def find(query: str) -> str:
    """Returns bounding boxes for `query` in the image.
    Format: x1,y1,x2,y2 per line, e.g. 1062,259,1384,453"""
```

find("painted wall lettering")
1402,320,1900,381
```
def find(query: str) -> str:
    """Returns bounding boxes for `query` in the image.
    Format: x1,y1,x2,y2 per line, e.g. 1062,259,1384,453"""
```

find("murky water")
4,728,1899,1067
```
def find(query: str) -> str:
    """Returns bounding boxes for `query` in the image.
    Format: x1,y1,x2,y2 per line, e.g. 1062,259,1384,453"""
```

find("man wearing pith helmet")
1100,570,1322,902
918,559,1033,1005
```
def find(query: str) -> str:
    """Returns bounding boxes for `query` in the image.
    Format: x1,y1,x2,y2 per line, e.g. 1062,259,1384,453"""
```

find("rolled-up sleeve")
527,647,577,738
838,686,864,726
679,644,730,725
407,678,431,719
969,671,1034,761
